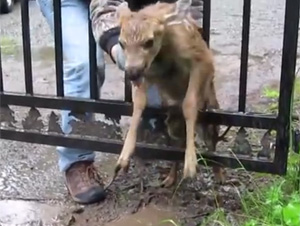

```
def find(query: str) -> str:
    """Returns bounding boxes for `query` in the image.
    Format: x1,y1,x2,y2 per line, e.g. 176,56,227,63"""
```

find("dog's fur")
115,1,226,186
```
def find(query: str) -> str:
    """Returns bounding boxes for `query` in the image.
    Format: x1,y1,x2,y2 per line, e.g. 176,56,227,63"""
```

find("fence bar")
238,0,251,112
274,0,300,174
88,15,99,100
0,47,3,92
21,0,33,95
0,128,280,175
53,0,64,97
203,0,211,46
0,93,277,129
124,77,132,102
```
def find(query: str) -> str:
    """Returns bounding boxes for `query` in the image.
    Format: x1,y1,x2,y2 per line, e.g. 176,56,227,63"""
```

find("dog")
114,0,226,187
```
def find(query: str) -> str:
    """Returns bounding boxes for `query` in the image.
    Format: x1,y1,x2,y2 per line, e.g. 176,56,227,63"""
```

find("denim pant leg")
37,0,105,172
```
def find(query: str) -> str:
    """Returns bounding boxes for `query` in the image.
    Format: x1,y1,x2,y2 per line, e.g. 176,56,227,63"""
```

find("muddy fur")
115,1,226,186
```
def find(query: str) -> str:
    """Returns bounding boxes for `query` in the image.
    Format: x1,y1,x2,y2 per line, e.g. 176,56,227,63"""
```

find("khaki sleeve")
89,0,125,43
90,0,204,42
189,0,204,27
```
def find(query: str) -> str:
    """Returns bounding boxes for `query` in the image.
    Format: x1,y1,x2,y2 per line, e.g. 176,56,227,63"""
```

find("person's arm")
90,0,125,62
189,0,204,27
89,0,204,61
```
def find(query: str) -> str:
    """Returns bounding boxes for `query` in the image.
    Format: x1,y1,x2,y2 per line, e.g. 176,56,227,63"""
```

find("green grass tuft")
0,36,18,55
262,86,279,99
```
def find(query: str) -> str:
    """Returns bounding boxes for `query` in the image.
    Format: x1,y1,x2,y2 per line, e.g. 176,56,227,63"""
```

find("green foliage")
242,153,300,226
283,202,300,226
294,78,300,98
0,36,18,55
262,86,280,99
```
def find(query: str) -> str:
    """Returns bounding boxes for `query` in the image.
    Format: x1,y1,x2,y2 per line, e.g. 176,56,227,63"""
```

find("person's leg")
37,0,106,204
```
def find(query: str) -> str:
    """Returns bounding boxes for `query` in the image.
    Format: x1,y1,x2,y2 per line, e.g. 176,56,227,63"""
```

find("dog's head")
117,1,192,86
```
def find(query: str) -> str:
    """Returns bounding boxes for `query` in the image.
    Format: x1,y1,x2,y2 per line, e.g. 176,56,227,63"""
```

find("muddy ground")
0,0,300,226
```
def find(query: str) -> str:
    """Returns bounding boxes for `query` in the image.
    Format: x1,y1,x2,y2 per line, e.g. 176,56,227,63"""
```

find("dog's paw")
213,166,226,184
115,157,130,174
161,173,177,188
183,152,197,179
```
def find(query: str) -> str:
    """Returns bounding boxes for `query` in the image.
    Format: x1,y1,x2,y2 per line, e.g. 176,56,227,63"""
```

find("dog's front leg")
116,83,147,173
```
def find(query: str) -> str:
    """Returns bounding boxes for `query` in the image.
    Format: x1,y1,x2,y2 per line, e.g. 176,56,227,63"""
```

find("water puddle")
105,205,177,226
0,200,62,225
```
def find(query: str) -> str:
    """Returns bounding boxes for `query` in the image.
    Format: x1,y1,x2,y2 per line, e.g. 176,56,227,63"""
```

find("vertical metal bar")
88,14,98,100
0,47,3,92
275,0,300,175
124,77,132,102
21,0,33,95
238,0,251,112
203,0,211,46
53,0,64,97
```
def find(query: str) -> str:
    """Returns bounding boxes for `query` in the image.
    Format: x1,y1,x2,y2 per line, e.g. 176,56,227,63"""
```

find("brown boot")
65,161,106,204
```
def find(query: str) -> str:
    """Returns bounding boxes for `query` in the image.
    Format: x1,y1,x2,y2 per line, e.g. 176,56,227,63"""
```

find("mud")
0,200,63,225
0,0,299,225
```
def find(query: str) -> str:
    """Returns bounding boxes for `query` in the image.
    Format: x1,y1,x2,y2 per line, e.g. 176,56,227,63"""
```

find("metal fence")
0,0,299,175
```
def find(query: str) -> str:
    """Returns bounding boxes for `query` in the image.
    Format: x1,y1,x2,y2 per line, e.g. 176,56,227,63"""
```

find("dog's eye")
143,39,154,49
119,40,125,49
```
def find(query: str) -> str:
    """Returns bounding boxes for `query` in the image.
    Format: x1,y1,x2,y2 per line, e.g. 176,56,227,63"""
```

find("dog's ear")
163,0,192,25
117,2,132,25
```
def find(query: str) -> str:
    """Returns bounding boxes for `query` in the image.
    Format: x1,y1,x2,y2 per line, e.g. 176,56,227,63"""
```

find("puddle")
0,200,62,225
0,140,66,200
105,205,177,226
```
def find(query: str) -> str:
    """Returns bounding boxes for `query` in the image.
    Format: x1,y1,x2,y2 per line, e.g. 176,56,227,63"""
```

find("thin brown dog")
115,0,226,186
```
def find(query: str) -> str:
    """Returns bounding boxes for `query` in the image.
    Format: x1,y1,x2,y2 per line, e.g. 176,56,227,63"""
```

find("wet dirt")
105,205,176,226
59,158,253,226
0,200,63,226
1,0,300,225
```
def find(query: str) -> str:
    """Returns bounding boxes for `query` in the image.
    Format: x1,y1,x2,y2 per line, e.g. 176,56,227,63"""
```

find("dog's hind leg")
161,162,179,188
202,81,226,184
161,109,185,188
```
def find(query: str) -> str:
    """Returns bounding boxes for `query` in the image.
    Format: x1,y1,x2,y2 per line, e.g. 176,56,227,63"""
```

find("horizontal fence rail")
0,128,277,174
0,0,299,176
0,93,278,129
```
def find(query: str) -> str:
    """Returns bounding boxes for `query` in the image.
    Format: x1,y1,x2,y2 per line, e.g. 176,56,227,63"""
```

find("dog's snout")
125,67,144,81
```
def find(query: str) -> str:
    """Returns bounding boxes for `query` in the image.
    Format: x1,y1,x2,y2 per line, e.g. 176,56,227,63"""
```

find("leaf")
243,219,258,226
266,185,283,205
282,202,300,226
273,204,283,221
160,219,179,226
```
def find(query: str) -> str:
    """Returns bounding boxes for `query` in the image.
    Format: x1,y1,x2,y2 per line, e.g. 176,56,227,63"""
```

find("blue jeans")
37,0,162,172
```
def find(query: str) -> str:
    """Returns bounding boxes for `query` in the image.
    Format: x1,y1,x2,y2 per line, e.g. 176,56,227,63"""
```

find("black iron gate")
0,0,299,175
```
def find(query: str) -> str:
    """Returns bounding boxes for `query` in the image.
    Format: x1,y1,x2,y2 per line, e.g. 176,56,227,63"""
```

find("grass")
0,36,18,55
240,153,300,226
160,76,300,226
262,86,280,99
160,153,300,226
260,76,300,115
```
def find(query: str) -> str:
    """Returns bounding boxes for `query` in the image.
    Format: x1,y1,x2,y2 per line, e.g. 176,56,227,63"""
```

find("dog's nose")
125,67,144,81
